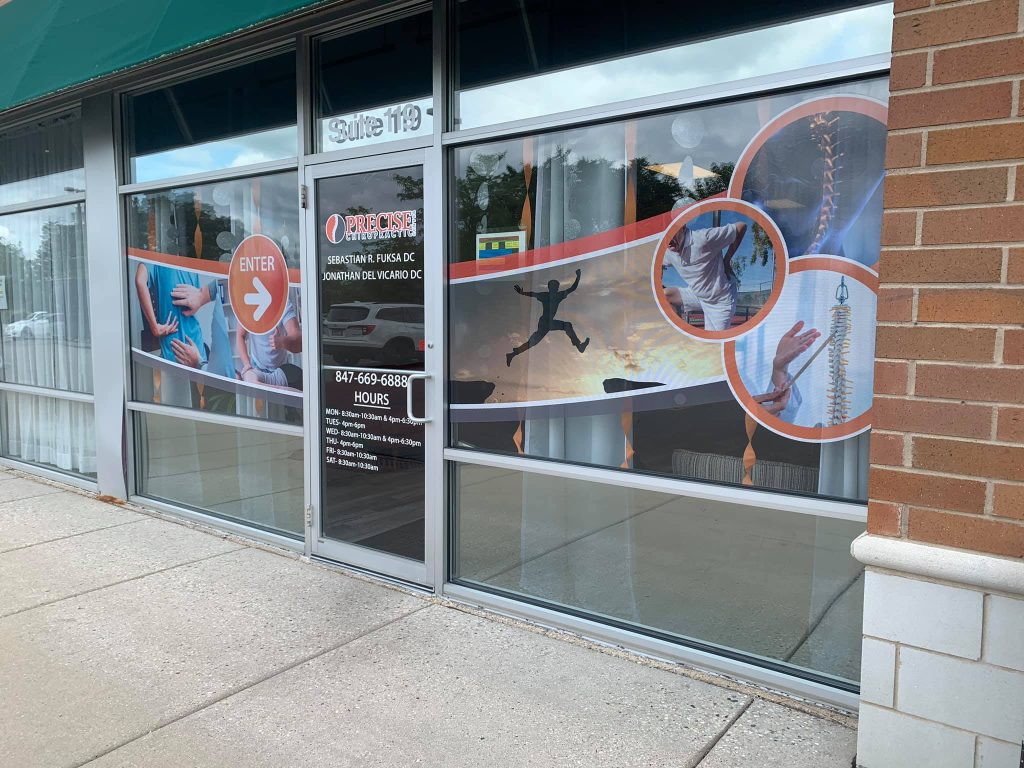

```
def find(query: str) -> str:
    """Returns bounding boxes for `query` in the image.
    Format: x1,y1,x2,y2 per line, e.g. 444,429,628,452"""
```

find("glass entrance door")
306,151,437,586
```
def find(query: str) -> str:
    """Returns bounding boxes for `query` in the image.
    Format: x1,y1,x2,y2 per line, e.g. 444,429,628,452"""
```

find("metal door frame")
302,148,441,588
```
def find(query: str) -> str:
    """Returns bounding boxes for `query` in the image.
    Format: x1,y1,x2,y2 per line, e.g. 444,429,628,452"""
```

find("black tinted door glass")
317,166,426,561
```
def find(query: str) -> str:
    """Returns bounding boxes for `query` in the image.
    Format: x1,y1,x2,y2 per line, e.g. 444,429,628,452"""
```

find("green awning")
0,0,328,114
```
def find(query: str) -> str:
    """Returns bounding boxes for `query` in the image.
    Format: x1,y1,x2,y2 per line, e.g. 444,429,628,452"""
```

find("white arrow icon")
244,277,272,322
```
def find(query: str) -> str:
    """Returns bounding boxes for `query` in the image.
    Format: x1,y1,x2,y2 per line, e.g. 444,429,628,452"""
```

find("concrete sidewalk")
0,467,859,768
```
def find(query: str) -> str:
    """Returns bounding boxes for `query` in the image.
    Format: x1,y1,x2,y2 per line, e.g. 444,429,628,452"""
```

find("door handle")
406,373,431,424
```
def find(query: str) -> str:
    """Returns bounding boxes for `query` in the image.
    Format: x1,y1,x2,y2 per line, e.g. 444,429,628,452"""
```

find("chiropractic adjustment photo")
653,197,787,342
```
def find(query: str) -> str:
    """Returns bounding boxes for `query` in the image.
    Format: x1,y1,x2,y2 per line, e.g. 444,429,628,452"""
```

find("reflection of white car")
322,302,424,365
4,311,65,339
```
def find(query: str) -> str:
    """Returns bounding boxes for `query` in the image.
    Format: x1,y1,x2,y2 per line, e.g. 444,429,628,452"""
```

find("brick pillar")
855,1,1024,766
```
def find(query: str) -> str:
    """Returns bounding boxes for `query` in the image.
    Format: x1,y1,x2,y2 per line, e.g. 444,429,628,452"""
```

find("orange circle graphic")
228,234,289,335
651,198,788,342
722,256,878,443
727,96,889,202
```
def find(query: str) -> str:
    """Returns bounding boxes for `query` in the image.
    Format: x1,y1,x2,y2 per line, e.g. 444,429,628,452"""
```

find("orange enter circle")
228,234,289,335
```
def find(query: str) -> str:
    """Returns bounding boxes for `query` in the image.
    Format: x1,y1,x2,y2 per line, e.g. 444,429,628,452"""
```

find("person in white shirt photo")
662,219,747,331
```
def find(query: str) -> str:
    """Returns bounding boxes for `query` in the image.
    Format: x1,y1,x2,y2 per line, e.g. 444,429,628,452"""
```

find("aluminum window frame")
0,102,98,486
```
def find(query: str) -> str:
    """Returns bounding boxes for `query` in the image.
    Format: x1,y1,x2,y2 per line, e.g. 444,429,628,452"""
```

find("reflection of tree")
0,208,88,339
36,213,89,340
320,173,425,311
636,156,684,221
455,146,774,279
457,148,687,257
456,150,529,262
128,178,300,268
0,235,25,322
394,173,423,202
681,161,733,201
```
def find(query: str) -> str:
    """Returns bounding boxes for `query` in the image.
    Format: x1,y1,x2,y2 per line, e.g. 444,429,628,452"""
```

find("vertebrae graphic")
807,112,841,255
827,277,852,426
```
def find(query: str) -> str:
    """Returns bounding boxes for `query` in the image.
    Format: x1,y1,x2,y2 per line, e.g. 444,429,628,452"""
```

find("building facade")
856,1,1024,764
0,1,1020,765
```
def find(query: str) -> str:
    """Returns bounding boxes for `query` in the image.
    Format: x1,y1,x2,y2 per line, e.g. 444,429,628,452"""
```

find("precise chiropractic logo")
324,210,417,243
325,213,344,244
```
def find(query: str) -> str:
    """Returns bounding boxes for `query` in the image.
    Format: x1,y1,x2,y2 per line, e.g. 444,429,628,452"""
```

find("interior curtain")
817,432,871,500
525,126,627,466
0,204,95,475
1,392,95,475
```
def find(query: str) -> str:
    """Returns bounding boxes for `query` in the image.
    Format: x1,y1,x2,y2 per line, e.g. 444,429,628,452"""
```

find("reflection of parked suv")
4,311,65,339
322,302,424,365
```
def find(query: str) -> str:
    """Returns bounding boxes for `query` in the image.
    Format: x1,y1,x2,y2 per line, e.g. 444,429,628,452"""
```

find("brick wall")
871,0,1024,560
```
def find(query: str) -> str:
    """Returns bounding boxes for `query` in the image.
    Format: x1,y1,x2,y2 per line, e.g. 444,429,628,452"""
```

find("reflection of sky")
0,206,79,262
734,265,876,429
661,211,776,295
0,169,86,207
457,4,893,129
131,126,297,184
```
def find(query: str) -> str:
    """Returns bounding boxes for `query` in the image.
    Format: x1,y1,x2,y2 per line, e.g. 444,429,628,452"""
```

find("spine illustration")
827,277,852,426
807,112,841,255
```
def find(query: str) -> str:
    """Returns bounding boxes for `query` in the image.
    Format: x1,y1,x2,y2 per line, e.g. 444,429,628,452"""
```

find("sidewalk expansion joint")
688,696,755,768
0,544,247,620
0,518,146,555
73,603,433,768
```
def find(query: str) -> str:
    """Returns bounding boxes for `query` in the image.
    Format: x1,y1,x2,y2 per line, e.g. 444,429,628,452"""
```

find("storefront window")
125,172,302,424
453,463,865,685
454,1,892,129
0,109,92,480
314,11,433,153
450,73,889,684
126,52,297,183
450,77,888,503
0,204,92,393
135,411,303,537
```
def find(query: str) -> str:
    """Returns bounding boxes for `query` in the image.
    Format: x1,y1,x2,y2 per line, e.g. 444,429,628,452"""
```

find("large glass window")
0,111,84,206
125,172,302,424
450,77,888,504
454,1,892,129
0,109,93,480
449,74,889,686
126,51,297,183
315,11,433,153
125,55,303,528
135,411,303,537
453,464,865,686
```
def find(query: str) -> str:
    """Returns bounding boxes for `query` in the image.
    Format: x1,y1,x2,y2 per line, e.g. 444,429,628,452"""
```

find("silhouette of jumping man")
506,268,590,367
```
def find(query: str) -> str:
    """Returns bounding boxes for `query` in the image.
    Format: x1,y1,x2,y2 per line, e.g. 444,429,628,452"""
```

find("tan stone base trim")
852,534,1024,596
